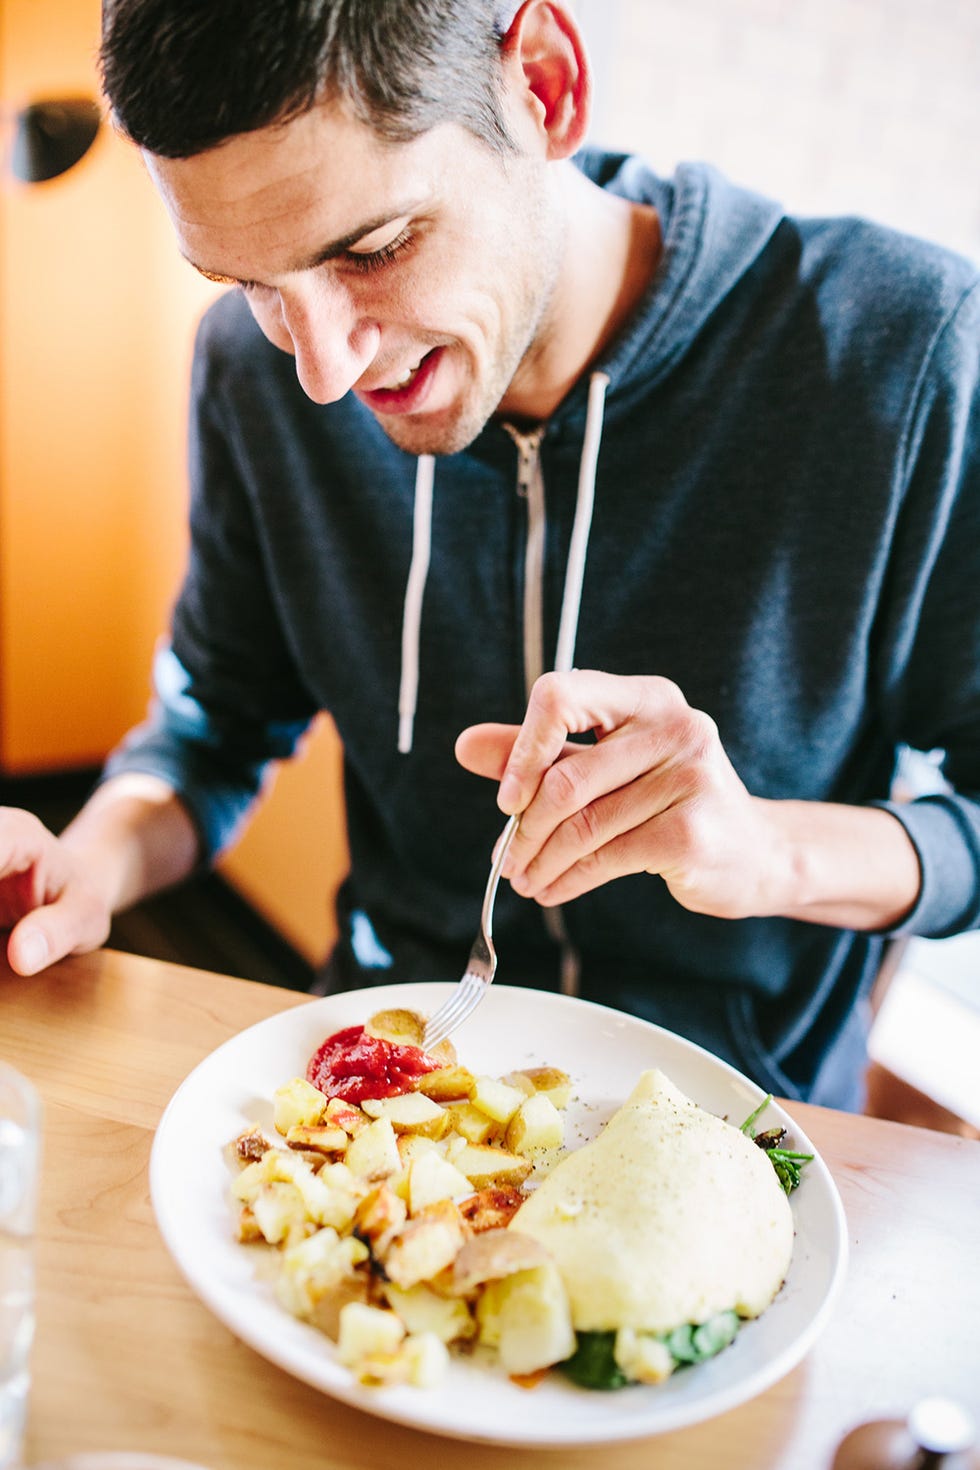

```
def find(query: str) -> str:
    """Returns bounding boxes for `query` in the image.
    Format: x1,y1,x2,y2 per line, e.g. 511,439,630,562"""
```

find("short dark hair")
99,0,519,159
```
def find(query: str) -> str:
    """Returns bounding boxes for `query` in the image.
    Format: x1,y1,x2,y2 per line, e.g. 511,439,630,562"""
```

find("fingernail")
18,932,49,974
498,774,521,813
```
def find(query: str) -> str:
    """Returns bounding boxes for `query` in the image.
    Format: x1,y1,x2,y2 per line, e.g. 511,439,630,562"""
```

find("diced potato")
471,1076,526,1126
324,1097,371,1136
444,1102,499,1145
383,1200,467,1289
353,1182,408,1256
361,1092,451,1138
275,1227,369,1319
503,1093,565,1156
382,1281,475,1343
273,1077,328,1135
452,1228,549,1294
344,1117,401,1181
477,1261,575,1375
230,1126,273,1166
417,1065,476,1102
310,1273,372,1341
272,1153,361,1232
364,1007,456,1068
503,1067,573,1110
408,1150,474,1215
402,1332,451,1386
457,1184,526,1233
336,1301,406,1366
363,1007,427,1047
396,1133,443,1169
235,1203,264,1244
251,1181,310,1245
452,1142,533,1189
614,1329,676,1385
285,1123,350,1155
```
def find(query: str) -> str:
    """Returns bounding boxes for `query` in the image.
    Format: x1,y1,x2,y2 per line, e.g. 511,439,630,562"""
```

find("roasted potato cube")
251,1181,310,1245
503,1067,573,1110
324,1097,371,1136
363,1008,455,1066
614,1328,676,1385
407,1150,474,1215
470,1076,526,1126
417,1065,476,1102
382,1281,476,1343
451,1228,550,1294
396,1132,443,1169
344,1117,401,1181
444,1101,499,1145
476,1260,575,1375
230,1126,273,1165
275,1226,370,1319
361,1092,451,1138
401,1332,451,1386
273,1077,328,1135
353,1182,408,1256
457,1184,527,1233
452,1142,533,1189
503,1093,565,1155
235,1203,265,1244
383,1200,467,1289
285,1123,350,1155
363,1007,428,1047
336,1301,406,1366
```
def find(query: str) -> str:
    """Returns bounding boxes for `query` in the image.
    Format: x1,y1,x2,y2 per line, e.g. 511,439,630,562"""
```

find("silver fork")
422,813,520,1052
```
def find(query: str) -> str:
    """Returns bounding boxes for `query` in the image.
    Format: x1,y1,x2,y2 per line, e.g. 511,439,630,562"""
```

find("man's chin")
370,404,491,458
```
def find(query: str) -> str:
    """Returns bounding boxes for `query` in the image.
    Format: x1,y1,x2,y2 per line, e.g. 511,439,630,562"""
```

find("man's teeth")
384,360,423,391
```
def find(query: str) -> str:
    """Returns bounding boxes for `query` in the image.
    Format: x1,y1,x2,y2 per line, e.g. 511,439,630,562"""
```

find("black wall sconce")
6,97,102,184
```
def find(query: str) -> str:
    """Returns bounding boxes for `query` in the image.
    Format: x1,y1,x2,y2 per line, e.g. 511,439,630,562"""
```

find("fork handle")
481,812,521,936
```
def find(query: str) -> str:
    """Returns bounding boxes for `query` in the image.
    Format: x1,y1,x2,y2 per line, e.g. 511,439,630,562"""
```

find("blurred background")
1,0,977,1129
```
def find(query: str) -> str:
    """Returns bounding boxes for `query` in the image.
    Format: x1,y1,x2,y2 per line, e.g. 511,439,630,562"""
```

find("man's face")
146,101,565,455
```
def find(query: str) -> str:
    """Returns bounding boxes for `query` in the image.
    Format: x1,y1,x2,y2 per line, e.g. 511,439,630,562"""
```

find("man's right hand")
0,808,112,975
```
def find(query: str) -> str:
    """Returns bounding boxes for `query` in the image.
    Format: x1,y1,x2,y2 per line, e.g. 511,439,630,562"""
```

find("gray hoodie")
107,151,980,1108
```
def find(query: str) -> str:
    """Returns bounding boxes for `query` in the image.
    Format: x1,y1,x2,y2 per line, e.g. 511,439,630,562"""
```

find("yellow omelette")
511,1068,795,1333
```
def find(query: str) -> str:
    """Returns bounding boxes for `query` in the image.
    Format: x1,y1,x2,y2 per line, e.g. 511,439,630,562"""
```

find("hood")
565,151,786,414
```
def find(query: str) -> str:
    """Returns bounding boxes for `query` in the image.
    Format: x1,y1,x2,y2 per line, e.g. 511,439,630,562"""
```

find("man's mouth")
381,358,424,392
358,347,444,414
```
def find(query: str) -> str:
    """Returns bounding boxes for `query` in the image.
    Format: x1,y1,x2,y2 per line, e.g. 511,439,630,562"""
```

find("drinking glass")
0,1064,41,1470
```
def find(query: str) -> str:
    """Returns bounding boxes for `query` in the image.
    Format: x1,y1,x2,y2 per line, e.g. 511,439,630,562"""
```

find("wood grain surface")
2,948,977,1470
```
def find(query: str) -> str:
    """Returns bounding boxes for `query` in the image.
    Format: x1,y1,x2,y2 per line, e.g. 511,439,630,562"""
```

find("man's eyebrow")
185,202,425,286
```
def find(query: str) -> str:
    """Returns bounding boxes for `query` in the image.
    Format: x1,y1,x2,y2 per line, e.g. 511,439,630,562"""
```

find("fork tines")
422,972,485,1052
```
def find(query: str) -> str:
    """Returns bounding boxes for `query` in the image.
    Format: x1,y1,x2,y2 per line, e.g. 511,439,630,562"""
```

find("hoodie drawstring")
396,371,610,756
397,452,434,754
555,371,609,672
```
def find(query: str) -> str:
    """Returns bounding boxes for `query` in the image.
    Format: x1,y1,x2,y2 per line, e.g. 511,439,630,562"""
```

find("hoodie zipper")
504,423,582,998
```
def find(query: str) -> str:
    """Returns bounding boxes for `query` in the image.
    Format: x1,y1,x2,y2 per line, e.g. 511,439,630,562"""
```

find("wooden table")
2,947,978,1469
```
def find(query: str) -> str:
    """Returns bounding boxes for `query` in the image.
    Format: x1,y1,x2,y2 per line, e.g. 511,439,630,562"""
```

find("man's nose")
277,277,380,404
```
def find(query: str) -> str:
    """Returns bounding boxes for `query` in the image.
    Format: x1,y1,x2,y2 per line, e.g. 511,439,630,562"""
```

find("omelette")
511,1068,795,1334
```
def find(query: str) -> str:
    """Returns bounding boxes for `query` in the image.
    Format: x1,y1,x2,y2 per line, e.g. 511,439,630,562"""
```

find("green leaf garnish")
740,1094,813,1193
559,1331,630,1389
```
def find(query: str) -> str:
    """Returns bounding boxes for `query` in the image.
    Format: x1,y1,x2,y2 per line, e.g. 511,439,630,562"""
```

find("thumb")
7,895,109,976
455,722,521,781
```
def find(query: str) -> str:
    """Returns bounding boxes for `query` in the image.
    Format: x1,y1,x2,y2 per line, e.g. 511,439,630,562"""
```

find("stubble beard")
372,197,565,458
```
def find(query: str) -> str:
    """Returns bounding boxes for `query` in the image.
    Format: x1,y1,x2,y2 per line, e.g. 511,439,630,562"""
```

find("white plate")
150,983,847,1447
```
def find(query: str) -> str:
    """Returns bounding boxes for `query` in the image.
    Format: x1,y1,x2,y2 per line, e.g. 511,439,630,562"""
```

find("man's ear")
501,0,592,160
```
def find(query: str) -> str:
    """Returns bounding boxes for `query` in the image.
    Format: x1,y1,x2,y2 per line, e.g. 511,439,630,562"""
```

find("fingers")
6,889,110,976
0,808,109,975
496,670,660,814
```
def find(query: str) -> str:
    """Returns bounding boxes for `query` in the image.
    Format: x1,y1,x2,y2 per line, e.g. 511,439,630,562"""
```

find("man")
1,0,977,1109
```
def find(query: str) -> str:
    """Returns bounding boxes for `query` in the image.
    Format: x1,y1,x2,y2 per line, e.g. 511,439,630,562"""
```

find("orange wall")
1,0,346,963
0,0,218,770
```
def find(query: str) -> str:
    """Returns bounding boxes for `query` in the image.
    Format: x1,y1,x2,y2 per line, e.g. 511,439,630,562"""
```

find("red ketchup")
306,1025,442,1104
